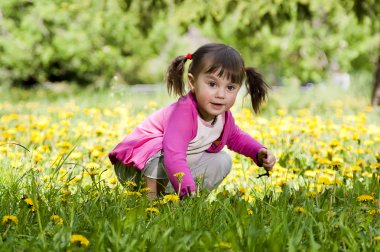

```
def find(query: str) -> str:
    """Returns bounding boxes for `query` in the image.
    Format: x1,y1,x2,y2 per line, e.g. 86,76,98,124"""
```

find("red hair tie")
186,53,192,60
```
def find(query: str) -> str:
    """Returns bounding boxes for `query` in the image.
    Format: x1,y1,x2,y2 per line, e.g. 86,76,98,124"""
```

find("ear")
188,73,195,91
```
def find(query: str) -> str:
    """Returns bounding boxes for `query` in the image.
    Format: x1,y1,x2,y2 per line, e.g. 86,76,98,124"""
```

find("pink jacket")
109,92,264,197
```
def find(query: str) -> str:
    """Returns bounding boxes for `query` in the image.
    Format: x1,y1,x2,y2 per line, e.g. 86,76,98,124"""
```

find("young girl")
109,43,276,198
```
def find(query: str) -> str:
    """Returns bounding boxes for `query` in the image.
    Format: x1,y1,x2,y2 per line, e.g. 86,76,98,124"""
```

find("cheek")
226,95,237,107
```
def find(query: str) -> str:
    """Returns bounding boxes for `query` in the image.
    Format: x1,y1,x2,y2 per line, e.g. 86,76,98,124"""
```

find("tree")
170,0,379,103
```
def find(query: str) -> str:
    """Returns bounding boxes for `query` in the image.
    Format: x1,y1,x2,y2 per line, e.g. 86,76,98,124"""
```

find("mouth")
210,102,224,109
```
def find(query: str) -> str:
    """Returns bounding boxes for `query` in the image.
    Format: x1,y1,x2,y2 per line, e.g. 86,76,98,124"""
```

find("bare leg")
143,176,169,199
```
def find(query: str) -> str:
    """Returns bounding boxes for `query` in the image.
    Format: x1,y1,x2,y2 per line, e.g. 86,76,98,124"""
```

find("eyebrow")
205,74,239,86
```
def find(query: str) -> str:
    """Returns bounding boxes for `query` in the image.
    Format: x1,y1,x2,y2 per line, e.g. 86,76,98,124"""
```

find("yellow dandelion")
124,191,142,197
163,194,180,203
174,172,185,179
241,194,255,203
331,159,343,167
50,215,63,225
70,234,90,247
367,209,380,215
247,209,254,215
108,177,118,185
277,109,287,116
139,187,151,193
146,101,158,109
374,236,380,241
357,194,374,202
306,191,316,198
62,190,71,197
87,171,98,176
317,174,334,185
71,152,83,160
239,187,247,194
145,207,160,215
2,215,19,225
304,170,317,178
24,197,36,212
329,140,340,148
124,181,137,187
370,163,380,169
72,175,82,183
293,207,305,213
351,166,362,172
356,160,365,166
215,242,232,249
85,162,100,169
24,197,34,206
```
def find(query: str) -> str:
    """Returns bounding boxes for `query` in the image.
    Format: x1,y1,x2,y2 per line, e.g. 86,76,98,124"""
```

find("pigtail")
245,67,270,114
166,55,188,96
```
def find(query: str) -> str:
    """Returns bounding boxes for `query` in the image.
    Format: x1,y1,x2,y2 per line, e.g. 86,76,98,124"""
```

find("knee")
217,151,232,178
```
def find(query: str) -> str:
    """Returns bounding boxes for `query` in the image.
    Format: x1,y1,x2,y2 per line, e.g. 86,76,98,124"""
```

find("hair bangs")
203,48,245,84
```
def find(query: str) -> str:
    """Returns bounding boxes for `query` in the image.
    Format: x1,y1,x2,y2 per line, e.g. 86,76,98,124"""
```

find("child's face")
188,70,241,121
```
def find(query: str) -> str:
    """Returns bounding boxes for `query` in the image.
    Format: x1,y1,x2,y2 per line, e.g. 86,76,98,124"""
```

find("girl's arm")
226,119,265,165
162,100,197,197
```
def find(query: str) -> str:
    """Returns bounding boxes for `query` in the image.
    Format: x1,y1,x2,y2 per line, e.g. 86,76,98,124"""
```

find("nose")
215,87,225,99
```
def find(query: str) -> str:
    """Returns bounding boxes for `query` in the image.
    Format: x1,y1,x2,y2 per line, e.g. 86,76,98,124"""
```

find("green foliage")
0,0,378,87
0,0,173,87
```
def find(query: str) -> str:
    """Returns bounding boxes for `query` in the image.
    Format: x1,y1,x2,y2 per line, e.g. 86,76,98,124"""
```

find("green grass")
0,79,379,251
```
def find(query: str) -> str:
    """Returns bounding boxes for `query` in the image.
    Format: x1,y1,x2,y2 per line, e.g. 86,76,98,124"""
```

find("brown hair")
166,43,269,113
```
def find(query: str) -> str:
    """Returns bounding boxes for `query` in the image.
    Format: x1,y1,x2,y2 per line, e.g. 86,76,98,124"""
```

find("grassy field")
0,81,379,251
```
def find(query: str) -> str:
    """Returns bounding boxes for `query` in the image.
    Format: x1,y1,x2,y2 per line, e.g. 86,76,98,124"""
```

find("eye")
208,82,216,87
227,85,236,91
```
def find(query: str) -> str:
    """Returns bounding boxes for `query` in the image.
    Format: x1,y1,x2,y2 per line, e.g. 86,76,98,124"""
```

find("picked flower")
174,172,185,183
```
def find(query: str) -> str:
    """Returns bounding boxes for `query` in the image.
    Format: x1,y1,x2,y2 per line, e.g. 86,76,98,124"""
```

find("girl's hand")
257,148,276,171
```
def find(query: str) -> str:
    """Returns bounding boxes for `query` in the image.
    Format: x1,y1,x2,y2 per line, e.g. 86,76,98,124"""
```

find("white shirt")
186,114,224,165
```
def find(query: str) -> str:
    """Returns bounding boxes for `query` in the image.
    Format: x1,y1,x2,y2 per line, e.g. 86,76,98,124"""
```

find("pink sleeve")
162,100,197,197
226,117,265,165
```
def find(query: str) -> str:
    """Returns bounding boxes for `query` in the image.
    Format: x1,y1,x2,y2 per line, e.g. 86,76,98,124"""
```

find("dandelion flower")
124,181,137,187
50,215,63,225
24,197,36,212
108,177,118,185
293,207,305,213
247,209,254,215
174,172,185,179
214,242,232,249
124,191,142,197
145,207,160,215
2,215,19,225
329,140,340,148
85,162,100,169
357,194,374,202
367,209,380,215
70,234,90,247
317,174,334,185
139,187,151,193
163,194,180,203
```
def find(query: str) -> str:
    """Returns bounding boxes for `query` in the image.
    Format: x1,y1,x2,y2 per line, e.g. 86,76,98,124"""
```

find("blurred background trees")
0,0,378,103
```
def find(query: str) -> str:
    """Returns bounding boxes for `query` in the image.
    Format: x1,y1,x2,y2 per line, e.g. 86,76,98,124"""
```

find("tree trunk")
371,55,380,106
